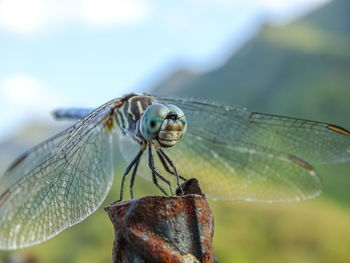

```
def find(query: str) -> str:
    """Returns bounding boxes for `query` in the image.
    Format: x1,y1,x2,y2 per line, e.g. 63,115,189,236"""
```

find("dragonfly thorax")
140,103,187,148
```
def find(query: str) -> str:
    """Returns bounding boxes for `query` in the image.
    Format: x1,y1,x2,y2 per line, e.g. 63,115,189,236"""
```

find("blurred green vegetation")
1,0,350,262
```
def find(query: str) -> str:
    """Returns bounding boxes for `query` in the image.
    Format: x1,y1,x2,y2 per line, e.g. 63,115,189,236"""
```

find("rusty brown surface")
105,179,215,263
175,178,205,197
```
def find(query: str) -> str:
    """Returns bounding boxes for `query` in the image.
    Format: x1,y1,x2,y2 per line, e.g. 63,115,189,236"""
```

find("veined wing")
156,97,350,164
117,129,322,202
164,134,322,202
0,99,119,250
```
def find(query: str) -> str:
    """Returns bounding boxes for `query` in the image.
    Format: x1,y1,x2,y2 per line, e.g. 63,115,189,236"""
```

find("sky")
0,0,330,141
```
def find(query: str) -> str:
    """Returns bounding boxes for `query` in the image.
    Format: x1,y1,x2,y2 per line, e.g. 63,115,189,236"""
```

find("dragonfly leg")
156,149,185,195
156,149,186,181
129,157,141,199
148,146,173,196
117,148,144,202
151,171,168,196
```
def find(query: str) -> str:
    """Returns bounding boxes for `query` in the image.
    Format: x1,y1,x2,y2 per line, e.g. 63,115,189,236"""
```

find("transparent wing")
166,134,322,202
0,99,119,250
117,131,322,202
156,97,350,164
117,96,350,202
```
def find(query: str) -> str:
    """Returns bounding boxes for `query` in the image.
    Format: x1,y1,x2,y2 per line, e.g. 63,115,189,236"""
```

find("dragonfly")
0,92,350,250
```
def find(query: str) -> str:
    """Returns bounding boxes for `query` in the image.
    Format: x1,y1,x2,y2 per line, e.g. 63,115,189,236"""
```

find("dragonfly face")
140,103,187,148
1,92,350,250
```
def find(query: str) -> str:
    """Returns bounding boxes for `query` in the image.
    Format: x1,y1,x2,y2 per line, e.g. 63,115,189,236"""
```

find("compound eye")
167,104,184,117
140,104,169,140
167,104,187,135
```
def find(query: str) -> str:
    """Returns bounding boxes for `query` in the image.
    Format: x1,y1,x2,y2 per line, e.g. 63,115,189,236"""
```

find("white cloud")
0,0,48,35
0,74,69,139
195,0,330,9
190,0,331,24
257,0,330,12
256,0,331,24
0,0,152,35
81,0,150,26
0,0,330,35
0,74,59,109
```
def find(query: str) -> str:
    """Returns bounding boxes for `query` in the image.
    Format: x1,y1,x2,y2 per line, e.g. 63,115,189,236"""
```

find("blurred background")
1,0,350,262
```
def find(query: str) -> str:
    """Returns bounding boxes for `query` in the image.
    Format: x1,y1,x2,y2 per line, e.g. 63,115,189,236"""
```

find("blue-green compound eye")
140,104,169,140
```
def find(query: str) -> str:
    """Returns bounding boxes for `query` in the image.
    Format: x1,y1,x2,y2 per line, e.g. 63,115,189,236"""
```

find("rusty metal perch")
104,179,217,263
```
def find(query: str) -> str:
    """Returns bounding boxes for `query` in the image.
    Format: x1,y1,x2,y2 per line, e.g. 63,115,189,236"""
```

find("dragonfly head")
140,103,187,148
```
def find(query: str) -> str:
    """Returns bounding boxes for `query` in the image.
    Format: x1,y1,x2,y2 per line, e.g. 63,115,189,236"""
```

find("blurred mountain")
153,0,350,126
